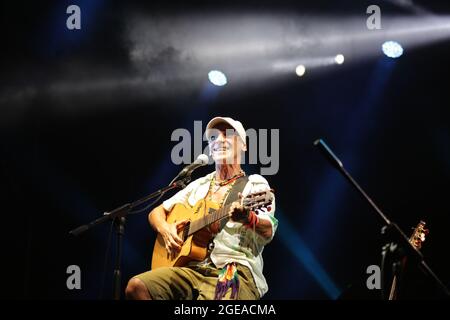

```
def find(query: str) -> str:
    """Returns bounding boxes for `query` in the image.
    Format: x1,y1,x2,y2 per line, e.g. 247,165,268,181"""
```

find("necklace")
213,170,246,187
208,171,245,205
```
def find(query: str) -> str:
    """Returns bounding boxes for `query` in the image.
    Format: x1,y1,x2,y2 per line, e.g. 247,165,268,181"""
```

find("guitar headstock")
242,189,274,212
409,220,429,250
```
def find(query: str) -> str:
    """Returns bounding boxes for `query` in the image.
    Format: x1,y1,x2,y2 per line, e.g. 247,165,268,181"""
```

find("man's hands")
228,193,251,224
158,219,189,259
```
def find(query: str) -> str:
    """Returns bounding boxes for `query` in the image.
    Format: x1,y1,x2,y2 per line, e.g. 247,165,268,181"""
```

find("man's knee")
125,278,151,300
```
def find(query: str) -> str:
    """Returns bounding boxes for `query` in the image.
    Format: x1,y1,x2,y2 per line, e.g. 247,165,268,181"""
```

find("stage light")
208,70,227,86
382,41,404,58
334,54,344,65
295,65,306,77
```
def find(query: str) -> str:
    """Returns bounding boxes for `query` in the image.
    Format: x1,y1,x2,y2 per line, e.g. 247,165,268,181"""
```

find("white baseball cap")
205,116,247,145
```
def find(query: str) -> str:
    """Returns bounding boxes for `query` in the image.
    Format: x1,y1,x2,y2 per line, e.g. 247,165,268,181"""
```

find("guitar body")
151,199,220,270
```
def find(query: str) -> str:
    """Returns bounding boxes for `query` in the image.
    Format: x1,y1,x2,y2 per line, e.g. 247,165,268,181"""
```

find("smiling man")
125,116,278,300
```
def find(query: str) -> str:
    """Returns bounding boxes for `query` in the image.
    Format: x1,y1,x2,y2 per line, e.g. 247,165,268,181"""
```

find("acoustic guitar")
388,220,429,300
151,189,274,269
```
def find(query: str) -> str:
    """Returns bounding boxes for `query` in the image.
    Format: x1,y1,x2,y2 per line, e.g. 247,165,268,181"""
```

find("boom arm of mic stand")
314,138,450,298
69,203,131,236
69,177,190,236
314,139,391,225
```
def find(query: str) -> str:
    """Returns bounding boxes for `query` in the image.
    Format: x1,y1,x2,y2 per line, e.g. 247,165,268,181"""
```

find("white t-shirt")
161,171,278,298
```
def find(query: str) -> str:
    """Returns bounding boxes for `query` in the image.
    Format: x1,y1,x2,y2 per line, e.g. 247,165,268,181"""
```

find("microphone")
175,154,209,179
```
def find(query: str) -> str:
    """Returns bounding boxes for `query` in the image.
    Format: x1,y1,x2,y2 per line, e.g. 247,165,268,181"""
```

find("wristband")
244,210,259,229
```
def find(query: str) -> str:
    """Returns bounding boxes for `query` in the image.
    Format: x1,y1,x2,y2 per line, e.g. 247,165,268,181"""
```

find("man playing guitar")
125,117,278,300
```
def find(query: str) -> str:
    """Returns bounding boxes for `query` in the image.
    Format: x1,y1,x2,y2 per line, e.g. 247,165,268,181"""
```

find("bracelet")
244,211,259,229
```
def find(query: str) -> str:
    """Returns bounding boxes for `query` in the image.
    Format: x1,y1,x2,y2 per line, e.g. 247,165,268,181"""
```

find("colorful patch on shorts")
214,262,240,300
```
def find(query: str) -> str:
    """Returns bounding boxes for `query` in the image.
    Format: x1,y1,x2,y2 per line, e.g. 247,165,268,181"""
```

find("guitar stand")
69,175,192,300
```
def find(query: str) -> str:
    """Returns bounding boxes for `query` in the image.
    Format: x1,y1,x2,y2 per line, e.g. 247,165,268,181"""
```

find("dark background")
1,0,449,299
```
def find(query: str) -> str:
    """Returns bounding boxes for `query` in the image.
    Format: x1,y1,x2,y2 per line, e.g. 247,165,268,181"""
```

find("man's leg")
125,278,152,300
125,267,197,300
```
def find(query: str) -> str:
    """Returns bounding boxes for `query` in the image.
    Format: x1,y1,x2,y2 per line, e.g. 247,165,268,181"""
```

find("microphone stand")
314,139,450,299
69,174,192,300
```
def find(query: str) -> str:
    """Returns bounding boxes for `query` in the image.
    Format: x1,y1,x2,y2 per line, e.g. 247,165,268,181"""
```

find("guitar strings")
182,190,271,237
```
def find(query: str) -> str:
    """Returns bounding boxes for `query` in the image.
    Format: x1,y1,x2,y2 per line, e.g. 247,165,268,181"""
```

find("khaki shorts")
133,263,260,300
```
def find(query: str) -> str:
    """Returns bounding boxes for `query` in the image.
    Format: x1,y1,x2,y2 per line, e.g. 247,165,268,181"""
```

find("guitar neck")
187,203,231,236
